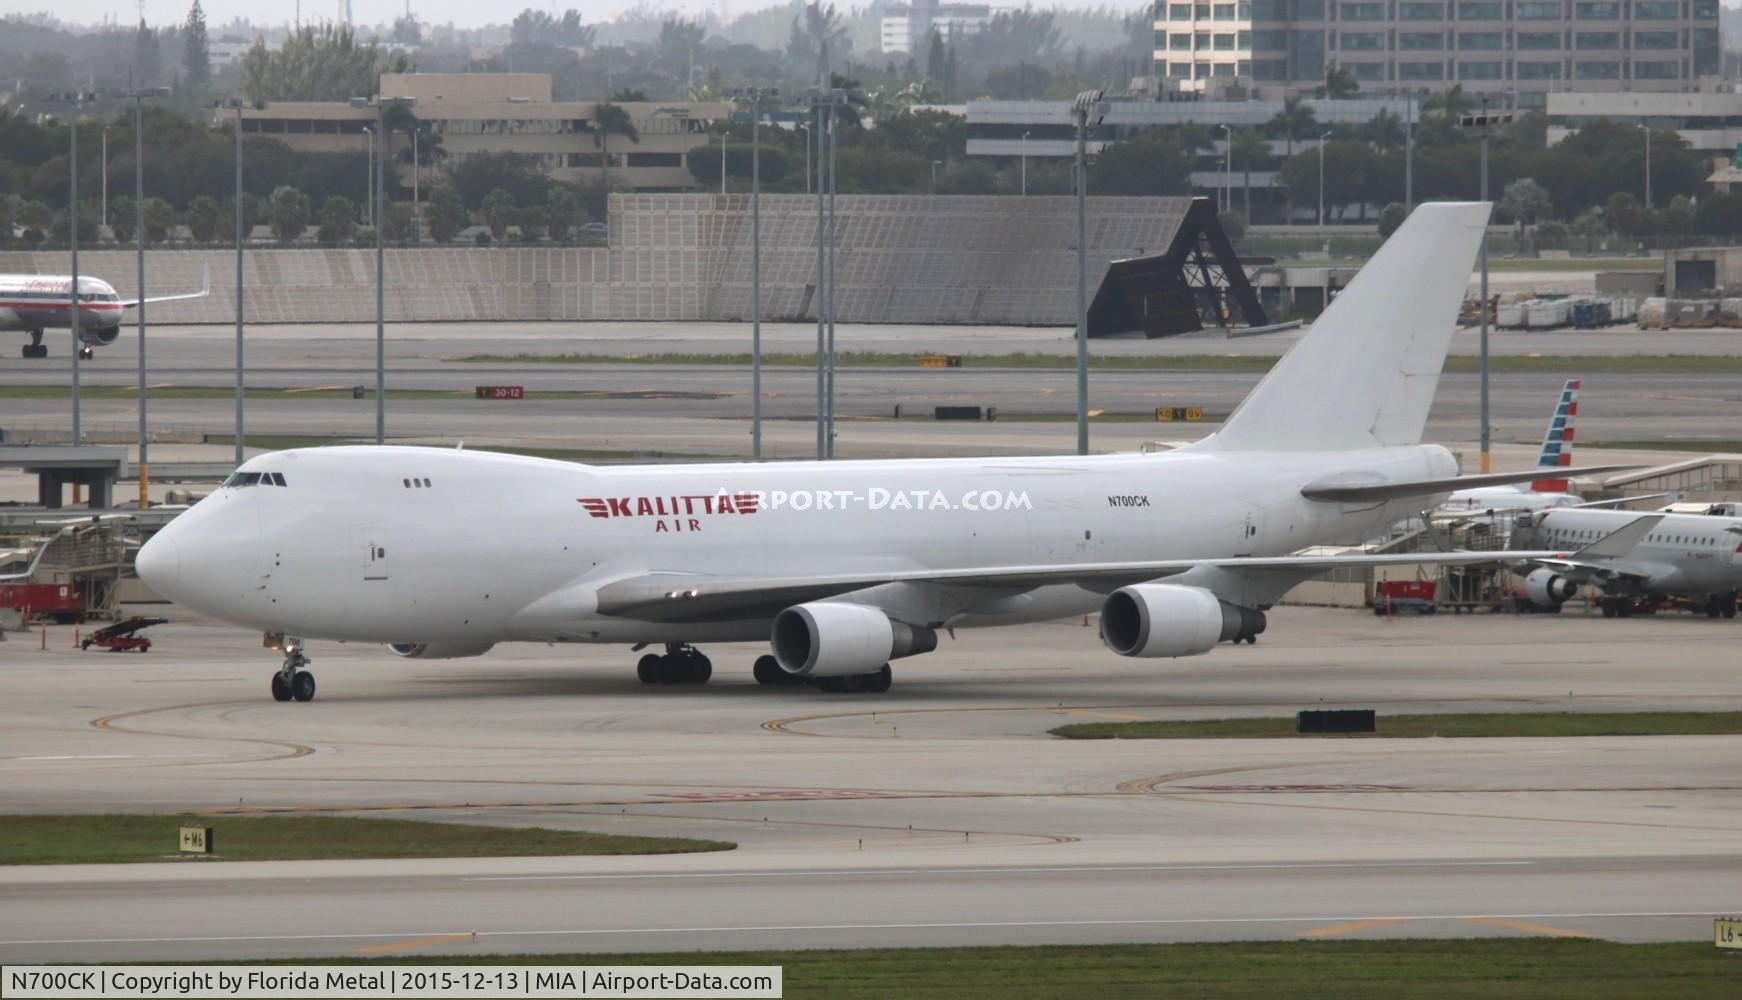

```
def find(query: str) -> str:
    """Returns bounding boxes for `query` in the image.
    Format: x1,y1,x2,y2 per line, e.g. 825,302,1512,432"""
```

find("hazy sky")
7,1,847,31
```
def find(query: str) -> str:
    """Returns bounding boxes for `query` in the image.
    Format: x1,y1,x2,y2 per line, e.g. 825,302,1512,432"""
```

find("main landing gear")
21,330,47,359
637,644,712,685
270,640,317,702
78,345,94,361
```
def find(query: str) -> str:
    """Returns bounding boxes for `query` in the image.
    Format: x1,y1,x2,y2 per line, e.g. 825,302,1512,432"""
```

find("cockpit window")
221,471,288,488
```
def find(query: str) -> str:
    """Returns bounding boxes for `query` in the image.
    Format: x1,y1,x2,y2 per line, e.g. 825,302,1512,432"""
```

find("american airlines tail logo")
578,493,761,519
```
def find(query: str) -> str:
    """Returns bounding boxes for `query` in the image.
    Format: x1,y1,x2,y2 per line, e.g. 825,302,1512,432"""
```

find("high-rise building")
1152,0,1722,108
881,1,993,55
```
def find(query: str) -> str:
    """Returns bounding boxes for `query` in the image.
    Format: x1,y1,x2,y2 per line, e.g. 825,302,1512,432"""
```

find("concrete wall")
2,194,1196,327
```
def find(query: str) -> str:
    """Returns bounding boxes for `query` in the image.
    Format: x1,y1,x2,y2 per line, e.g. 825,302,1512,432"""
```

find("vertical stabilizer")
1529,378,1578,492
1201,202,1491,452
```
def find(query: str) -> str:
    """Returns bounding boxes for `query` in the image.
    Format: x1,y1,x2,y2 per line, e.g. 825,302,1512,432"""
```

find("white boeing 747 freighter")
136,203,1608,701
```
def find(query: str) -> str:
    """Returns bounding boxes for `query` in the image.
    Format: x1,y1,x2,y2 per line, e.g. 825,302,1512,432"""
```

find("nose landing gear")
270,640,316,702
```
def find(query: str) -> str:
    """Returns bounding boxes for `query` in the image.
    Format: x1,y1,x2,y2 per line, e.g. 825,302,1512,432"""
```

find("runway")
4,322,1742,454
3,606,1739,961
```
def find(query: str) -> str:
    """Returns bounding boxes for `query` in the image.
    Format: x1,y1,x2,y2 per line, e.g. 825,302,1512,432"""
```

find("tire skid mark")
90,702,315,763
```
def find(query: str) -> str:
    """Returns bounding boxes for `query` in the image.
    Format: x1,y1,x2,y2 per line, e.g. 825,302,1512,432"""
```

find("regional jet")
136,203,1613,701
1511,508,1742,617
2,268,208,360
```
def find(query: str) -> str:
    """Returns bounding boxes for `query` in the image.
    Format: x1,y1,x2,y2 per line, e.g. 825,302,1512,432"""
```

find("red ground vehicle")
81,616,167,653
1373,579,1438,615
0,582,84,624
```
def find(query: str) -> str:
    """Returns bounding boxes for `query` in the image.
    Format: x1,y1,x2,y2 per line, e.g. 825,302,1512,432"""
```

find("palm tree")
1363,109,1405,150
800,2,851,86
1268,96,1316,223
1424,84,1472,120
1318,65,1358,100
1229,128,1270,222
593,102,640,191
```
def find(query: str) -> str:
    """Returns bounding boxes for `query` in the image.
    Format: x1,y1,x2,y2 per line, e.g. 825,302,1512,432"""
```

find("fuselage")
1521,507,1742,597
139,444,1458,646
0,274,124,335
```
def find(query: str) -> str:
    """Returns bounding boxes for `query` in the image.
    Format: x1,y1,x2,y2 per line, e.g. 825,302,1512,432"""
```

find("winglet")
1570,514,1663,560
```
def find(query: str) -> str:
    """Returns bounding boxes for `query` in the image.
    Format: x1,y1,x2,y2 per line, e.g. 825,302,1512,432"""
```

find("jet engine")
80,325,121,348
1523,568,1578,608
1100,583,1266,658
388,642,496,659
771,603,937,678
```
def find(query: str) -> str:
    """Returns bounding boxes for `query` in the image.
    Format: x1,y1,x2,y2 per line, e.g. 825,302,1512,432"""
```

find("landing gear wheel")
23,331,46,359
1600,598,1617,618
637,653,663,684
683,652,712,684
77,346,94,361
270,672,292,702
291,671,317,702
753,655,785,686
863,665,893,694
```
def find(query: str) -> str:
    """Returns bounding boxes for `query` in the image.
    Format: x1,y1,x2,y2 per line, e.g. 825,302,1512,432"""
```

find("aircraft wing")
118,264,209,308
1301,464,1636,503
593,549,1570,623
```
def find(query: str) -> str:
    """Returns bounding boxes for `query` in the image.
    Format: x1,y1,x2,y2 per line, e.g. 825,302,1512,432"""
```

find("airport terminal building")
1153,0,1722,107
217,73,729,191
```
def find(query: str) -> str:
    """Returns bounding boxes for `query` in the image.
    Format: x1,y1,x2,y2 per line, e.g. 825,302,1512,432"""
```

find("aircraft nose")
136,531,181,596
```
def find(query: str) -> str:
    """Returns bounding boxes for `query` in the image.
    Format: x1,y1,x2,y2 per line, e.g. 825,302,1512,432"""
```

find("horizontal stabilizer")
1570,514,1663,560
1571,493,1668,509
1302,465,1636,503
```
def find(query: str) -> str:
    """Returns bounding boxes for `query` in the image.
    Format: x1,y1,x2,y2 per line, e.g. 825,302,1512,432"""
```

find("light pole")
361,125,375,230
353,95,417,446
736,87,778,459
130,84,168,507
808,88,850,459
930,159,941,192
721,130,728,195
1644,123,1652,209
411,126,421,242
1219,124,1232,214
1316,130,1331,227
1405,96,1415,212
229,98,246,468
1071,90,1106,457
1021,130,1030,196
798,123,811,194
101,126,108,237
68,94,83,448
812,101,825,459
751,94,764,458
1459,103,1510,476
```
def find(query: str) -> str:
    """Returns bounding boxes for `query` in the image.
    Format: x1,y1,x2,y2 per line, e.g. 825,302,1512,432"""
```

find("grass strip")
447,351,1742,375
0,814,732,865
1050,711,1742,740
241,940,1732,999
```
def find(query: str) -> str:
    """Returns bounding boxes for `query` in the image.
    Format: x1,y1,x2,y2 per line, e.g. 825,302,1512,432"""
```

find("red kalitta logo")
578,492,759,533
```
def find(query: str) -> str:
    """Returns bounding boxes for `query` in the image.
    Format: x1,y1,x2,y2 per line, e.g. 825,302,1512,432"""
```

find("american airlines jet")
135,204,1608,701
1,268,208,360
1440,378,1584,513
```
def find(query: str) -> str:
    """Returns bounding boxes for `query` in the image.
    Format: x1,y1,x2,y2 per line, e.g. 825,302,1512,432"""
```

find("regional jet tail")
1440,378,1587,513
2,264,208,359
138,203,1593,703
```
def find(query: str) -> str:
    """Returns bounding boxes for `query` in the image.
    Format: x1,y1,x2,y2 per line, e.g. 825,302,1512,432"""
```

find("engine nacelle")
1100,583,1267,658
1523,568,1577,608
388,641,495,659
80,325,120,348
771,603,937,677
